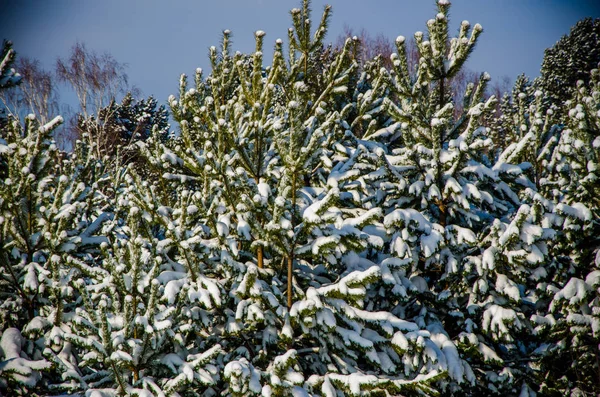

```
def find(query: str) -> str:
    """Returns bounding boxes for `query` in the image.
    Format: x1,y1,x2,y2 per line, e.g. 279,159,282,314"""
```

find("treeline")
0,1,599,396
0,41,169,158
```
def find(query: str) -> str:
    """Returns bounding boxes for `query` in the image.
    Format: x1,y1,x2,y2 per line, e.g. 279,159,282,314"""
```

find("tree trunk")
287,254,293,309
438,199,447,227
288,172,298,309
257,246,264,269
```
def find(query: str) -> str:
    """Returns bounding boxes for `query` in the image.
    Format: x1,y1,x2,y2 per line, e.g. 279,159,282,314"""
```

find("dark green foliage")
0,40,21,131
539,18,600,109
0,40,21,90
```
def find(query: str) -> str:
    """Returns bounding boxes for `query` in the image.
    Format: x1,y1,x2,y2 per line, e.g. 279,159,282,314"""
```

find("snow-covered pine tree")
0,40,21,129
0,40,20,91
539,17,600,111
460,192,560,396
319,1,567,394
0,112,113,394
492,75,561,190
121,1,459,395
0,46,116,394
533,64,600,396
490,74,539,160
147,1,366,307
0,113,65,329
490,75,534,156
546,67,600,221
58,181,223,396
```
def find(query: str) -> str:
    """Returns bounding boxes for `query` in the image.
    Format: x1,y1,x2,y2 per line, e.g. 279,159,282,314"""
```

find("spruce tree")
539,18,600,110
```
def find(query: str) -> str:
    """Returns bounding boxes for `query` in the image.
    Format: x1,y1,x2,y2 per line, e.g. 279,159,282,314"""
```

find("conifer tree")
492,75,561,190
125,1,456,395
0,112,112,394
76,92,169,174
534,65,600,396
0,40,21,129
150,2,360,308
539,18,600,110
0,41,20,90
0,45,115,394
324,1,569,393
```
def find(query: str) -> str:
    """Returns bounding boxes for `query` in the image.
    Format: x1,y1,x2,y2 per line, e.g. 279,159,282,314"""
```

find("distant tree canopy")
0,40,168,157
539,17,600,109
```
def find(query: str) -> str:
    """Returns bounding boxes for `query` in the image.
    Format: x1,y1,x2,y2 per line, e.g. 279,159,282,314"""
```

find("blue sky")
1,0,599,106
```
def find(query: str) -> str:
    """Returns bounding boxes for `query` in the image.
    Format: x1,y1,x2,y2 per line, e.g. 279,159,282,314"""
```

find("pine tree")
150,1,361,307
539,18,600,110
534,65,600,396
0,45,115,394
125,1,456,394
0,112,113,394
492,76,561,190
0,41,20,90
60,188,223,395
323,1,570,394
0,40,21,130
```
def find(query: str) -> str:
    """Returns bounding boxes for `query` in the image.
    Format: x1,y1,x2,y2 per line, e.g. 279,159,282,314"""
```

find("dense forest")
1,1,599,396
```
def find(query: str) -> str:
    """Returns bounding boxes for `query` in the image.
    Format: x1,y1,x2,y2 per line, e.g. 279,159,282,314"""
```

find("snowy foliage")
0,40,21,128
1,1,600,396
539,17,600,109
0,41,21,90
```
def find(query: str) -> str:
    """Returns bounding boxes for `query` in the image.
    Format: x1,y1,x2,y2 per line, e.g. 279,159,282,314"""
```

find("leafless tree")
336,25,395,68
56,42,135,158
0,57,59,123
0,57,78,148
56,42,129,119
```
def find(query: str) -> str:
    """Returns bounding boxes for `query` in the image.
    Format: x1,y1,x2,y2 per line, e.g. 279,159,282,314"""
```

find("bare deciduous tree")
0,57,59,123
56,42,129,119
56,42,136,158
0,56,78,148
336,25,395,69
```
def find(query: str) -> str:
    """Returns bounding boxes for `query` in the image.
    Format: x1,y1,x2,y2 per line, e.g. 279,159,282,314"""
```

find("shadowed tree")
539,17,600,111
